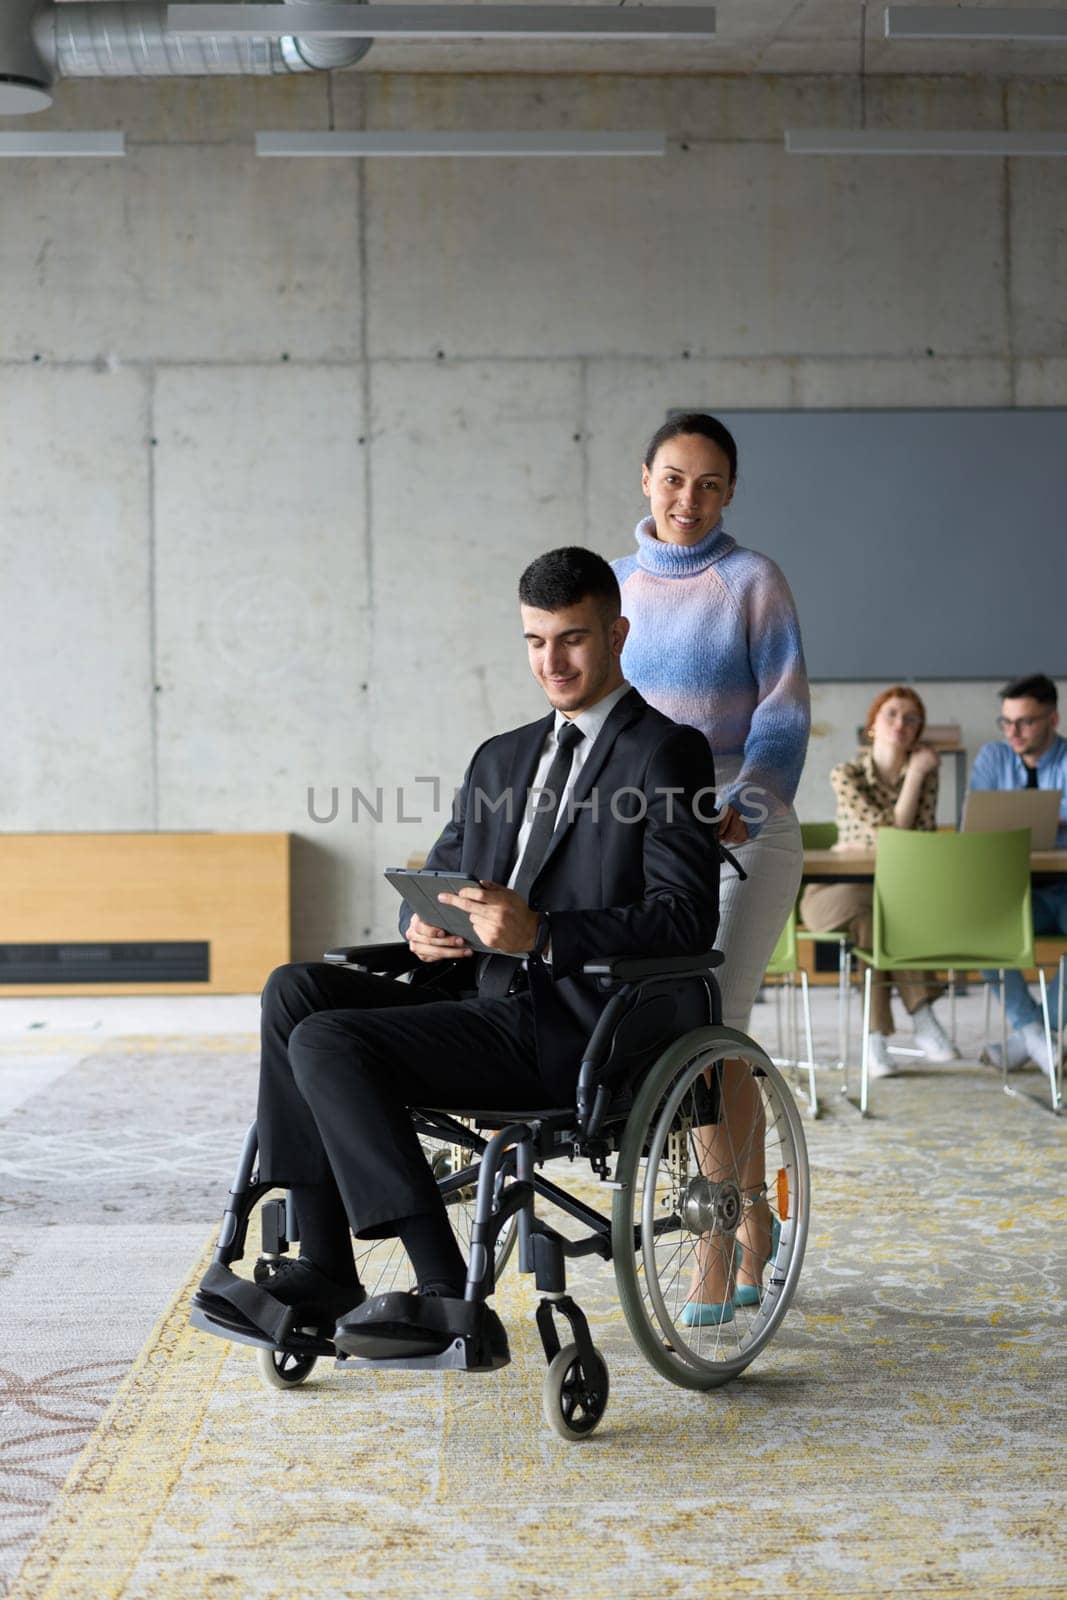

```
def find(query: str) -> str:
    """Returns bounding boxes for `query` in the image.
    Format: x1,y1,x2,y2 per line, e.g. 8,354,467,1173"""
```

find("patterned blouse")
830,746,939,850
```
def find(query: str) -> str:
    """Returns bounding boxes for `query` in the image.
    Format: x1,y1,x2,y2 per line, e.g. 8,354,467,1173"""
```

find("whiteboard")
703,409,1067,681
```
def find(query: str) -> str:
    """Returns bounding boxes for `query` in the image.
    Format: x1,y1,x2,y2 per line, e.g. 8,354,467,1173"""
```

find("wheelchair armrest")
580,950,724,982
323,941,419,974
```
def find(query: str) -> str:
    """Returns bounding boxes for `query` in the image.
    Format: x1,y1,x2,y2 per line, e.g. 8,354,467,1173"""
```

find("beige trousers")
799,881,943,1038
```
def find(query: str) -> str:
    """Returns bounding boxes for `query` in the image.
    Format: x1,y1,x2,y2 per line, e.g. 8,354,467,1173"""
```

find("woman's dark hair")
999,673,1058,708
643,411,739,483
518,546,621,619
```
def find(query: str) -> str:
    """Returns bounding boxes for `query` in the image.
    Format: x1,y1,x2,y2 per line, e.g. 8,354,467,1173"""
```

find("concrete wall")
2,72,1064,959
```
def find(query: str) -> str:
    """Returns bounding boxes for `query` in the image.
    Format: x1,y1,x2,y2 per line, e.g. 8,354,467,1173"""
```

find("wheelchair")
191,941,810,1441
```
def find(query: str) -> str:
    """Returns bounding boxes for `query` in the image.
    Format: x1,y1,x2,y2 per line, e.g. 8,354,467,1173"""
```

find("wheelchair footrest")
332,1290,510,1372
334,1333,508,1375
190,1300,335,1359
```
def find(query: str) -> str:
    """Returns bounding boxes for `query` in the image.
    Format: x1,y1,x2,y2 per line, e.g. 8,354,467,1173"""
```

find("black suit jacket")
399,688,719,1087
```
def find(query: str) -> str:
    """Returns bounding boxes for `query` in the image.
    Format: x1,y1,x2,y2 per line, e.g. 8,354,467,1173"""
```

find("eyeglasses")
996,714,1050,733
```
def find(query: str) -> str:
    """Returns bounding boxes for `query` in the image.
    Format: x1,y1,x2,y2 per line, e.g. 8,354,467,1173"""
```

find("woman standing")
612,412,810,1323
800,685,957,1077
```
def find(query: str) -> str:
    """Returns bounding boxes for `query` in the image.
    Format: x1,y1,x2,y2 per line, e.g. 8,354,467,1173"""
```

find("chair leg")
948,968,957,1047
773,980,786,1062
800,969,819,1118
836,938,849,1072
784,978,794,1065
860,966,873,1117
1037,970,1062,1114
1056,954,1065,1112
844,949,855,1095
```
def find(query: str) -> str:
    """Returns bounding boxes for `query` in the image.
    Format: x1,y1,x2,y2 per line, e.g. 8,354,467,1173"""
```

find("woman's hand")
908,744,940,778
719,805,750,846
405,913,473,962
437,881,540,955
893,745,938,829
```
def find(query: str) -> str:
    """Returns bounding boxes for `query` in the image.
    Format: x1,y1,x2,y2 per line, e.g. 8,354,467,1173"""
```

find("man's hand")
405,913,474,962
436,881,539,955
719,805,750,846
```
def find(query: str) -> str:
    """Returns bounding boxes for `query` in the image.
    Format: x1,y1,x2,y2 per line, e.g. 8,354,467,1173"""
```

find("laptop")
960,789,1062,850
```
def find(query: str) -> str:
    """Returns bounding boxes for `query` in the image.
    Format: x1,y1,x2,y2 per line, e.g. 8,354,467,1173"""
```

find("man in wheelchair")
195,546,720,1371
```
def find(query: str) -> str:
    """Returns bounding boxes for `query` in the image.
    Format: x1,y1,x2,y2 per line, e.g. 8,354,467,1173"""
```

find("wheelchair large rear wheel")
612,1026,809,1391
350,1123,517,1298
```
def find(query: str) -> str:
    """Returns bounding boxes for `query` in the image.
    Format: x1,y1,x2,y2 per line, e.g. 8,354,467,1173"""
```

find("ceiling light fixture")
785,129,1067,156
884,6,1067,42
256,130,667,156
0,131,125,156
168,5,717,41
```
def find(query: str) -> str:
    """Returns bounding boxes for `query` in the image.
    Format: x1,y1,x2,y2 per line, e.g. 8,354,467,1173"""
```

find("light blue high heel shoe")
679,1238,747,1327
733,1217,781,1309
679,1297,734,1327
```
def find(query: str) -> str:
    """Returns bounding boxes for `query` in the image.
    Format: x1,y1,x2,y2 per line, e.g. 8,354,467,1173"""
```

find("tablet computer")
385,867,520,957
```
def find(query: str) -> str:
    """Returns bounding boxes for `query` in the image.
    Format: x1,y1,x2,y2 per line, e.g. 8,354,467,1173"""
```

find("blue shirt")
969,733,1067,848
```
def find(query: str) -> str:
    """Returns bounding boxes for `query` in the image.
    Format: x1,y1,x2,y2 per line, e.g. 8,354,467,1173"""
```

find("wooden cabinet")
0,833,290,994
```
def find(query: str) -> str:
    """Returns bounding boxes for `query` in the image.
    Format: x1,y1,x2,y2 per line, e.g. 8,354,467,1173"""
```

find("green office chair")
798,822,838,850
797,821,852,1083
764,909,819,1118
852,828,1060,1117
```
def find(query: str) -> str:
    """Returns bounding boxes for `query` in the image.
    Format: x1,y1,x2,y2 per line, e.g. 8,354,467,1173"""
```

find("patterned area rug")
0,1037,260,1592
6,1052,1066,1600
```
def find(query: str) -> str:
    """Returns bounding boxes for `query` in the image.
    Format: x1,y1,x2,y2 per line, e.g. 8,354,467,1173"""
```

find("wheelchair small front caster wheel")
256,1347,317,1390
542,1342,610,1440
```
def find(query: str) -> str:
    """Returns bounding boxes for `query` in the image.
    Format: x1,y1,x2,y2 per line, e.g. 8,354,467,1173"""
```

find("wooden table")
803,847,1067,879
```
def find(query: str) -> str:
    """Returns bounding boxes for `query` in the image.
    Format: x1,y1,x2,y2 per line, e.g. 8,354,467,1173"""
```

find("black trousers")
257,962,562,1239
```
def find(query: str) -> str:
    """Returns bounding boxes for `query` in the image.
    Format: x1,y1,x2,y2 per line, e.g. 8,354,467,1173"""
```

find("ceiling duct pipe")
1,0,53,111
275,0,373,69
1,0,372,111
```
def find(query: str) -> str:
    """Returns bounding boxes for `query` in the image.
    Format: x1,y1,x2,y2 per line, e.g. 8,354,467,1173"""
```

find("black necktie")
1026,763,1039,789
511,721,585,901
478,720,585,998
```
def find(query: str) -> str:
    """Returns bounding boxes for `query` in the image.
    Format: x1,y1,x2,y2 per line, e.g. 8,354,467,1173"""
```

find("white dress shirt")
507,680,634,894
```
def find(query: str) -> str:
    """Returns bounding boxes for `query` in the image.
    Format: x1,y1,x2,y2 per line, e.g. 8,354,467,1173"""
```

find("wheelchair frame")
191,945,810,1440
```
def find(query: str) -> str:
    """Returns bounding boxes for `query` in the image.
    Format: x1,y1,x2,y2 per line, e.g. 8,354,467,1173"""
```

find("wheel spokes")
632,1042,803,1373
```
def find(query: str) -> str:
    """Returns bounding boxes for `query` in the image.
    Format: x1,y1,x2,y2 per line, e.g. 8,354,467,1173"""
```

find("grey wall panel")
710,409,1067,680
0,367,154,829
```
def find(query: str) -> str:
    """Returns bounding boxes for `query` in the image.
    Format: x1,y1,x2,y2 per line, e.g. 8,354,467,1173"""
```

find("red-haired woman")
800,685,958,1077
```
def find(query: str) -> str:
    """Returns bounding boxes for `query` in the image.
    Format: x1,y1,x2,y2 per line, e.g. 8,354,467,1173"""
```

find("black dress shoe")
334,1291,509,1366
254,1257,365,1333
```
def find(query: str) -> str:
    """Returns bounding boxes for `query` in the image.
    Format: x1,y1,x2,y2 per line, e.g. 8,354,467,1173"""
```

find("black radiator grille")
0,942,211,984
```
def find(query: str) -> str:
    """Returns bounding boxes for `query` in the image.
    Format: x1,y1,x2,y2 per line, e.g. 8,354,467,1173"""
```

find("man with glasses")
970,674,1067,1072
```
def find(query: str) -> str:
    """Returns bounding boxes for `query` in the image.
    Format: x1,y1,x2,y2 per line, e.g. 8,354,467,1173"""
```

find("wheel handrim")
620,1028,808,1382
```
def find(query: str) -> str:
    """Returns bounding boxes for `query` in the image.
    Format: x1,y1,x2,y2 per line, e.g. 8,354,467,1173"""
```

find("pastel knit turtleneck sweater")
612,518,810,837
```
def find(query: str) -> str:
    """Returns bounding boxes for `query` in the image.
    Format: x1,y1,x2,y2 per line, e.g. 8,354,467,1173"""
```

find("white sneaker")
911,1003,960,1063
1021,1021,1057,1076
981,1029,1031,1073
866,1031,896,1078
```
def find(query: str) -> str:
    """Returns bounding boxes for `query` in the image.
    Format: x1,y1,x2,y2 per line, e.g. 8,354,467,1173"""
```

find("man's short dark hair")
518,547,621,619
999,673,1058,708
